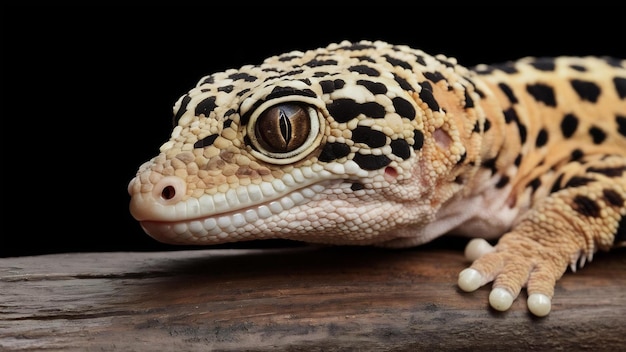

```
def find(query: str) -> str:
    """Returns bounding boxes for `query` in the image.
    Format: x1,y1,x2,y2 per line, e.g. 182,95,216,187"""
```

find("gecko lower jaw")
138,183,327,245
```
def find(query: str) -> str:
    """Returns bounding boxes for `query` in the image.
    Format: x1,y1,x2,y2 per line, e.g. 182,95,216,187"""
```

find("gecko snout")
128,175,187,221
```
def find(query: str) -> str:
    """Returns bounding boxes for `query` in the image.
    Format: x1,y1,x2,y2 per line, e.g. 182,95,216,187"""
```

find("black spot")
587,165,626,177
564,176,594,188
318,142,351,162
393,74,414,92
413,130,424,150
526,83,557,107
305,59,338,67
472,120,481,133
200,75,215,84
357,80,387,94
482,157,497,175
570,79,601,103
495,175,510,188
550,173,564,193
529,178,542,193
354,55,376,63
463,90,475,108
351,183,365,191
561,113,579,138
334,79,346,90
236,88,251,97
572,195,601,217
503,107,518,124
266,86,317,101
319,79,345,94
359,102,387,119
223,119,234,128
228,72,257,82
390,139,411,160
518,123,528,144
348,65,380,77
530,58,556,71
392,97,416,120
616,115,626,137
341,42,376,51
382,55,412,70
483,119,491,132
351,126,387,148
415,55,427,66
173,94,191,126
569,64,587,72
494,62,518,74
352,153,391,170
278,55,300,62
535,128,549,147
424,71,446,83
613,77,626,99
313,72,330,78
498,83,518,104
218,85,234,93
418,82,440,112
319,80,335,94
603,189,624,207
194,134,218,148
224,109,236,118
195,96,217,117
571,149,584,161
588,126,607,144
327,99,386,123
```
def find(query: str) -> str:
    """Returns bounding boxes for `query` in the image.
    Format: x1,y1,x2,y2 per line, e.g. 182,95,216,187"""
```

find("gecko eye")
255,103,311,153
247,102,323,164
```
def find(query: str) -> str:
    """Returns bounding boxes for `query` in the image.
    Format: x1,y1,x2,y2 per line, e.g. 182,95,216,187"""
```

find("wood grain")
1,243,624,351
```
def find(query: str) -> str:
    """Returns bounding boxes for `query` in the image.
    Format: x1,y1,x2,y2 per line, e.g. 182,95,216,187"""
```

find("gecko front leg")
459,155,626,316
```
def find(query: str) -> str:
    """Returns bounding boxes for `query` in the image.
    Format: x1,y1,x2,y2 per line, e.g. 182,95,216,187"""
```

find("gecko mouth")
138,183,328,245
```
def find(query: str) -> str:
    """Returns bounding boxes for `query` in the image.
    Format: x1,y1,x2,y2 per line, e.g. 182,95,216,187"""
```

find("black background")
3,6,625,257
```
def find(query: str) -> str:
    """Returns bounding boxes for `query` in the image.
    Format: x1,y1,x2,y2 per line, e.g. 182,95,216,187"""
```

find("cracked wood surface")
1,243,625,351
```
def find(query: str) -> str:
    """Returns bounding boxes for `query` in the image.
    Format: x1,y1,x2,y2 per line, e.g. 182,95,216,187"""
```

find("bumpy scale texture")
128,40,626,317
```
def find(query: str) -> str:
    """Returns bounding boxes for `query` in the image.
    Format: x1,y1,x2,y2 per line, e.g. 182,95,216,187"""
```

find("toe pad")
458,268,482,292
464,238,495,262
489,288,513,311
527,293,551,317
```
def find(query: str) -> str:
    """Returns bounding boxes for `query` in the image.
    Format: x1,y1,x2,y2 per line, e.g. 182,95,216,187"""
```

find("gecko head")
128,40,469,246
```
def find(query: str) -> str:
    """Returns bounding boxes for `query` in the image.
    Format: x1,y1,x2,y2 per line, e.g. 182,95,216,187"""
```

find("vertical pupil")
278,109,292,146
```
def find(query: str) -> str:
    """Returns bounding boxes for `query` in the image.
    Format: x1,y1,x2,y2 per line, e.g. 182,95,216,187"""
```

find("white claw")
489,288,514,312
527,293,551,317
464,238,495,262
458,268,482,292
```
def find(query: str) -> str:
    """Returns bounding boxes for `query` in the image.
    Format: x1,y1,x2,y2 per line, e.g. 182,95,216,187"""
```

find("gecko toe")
527,293,552,317
489,287,514,311
464,238,495,262
457,268,483,292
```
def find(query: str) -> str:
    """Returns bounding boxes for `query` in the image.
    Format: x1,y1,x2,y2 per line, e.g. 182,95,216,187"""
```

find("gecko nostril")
152,176,186,205
161,185,176,200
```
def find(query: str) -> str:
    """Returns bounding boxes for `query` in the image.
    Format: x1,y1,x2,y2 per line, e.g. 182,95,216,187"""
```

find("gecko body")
128,40,626,316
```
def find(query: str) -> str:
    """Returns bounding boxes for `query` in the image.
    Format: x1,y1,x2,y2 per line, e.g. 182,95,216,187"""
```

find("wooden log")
1,242,624,351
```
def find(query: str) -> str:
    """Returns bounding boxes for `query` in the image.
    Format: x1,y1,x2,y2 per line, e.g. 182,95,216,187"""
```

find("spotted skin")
128,40,626,317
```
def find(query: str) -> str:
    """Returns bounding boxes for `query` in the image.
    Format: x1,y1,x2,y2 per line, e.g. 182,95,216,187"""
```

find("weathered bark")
1,244,624,351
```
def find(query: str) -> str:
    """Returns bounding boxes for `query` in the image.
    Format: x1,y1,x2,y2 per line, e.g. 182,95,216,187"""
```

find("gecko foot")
457,236,563,317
